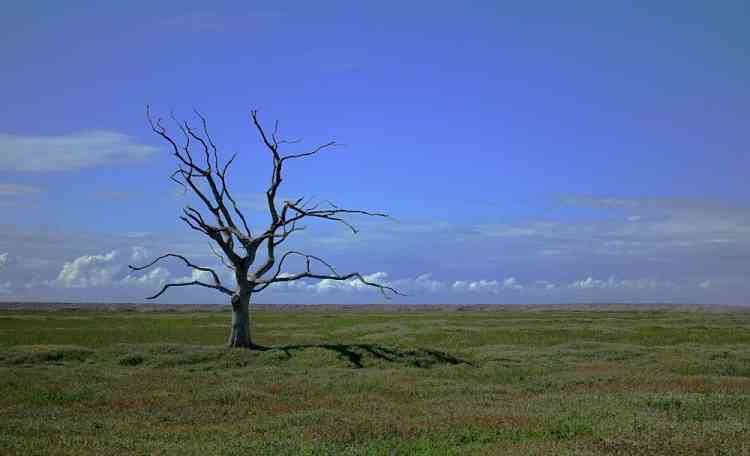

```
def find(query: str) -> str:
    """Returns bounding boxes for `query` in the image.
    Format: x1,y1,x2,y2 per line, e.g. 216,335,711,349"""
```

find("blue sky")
1,1,748,304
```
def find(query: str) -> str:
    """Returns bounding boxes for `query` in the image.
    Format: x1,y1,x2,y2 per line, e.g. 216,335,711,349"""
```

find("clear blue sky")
1,1,748,304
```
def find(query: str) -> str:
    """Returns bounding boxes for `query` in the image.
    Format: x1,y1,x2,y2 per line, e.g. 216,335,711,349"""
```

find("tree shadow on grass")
254,343,473,368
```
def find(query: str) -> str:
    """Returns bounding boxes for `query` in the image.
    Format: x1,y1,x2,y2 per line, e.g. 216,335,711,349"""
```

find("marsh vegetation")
1,306,749,454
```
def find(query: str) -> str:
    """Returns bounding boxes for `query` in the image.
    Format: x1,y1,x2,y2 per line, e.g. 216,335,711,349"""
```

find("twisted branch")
145,280,234,300
128,253,235,299
252,250,403,298
129,253,224,287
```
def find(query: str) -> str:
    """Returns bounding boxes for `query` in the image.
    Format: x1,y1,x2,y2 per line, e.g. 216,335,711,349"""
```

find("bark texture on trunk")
228,292,252,348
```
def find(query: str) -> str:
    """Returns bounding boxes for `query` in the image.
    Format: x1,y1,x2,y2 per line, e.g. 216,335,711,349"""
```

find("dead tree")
130,107,400,348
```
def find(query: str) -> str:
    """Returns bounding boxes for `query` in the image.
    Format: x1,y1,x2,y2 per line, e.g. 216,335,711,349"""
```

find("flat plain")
1,304,749,455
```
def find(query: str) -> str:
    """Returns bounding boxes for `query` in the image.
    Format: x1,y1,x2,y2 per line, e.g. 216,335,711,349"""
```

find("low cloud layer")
4,244,722,304
451,278,522,293
0,192,748,304
568,276,677,290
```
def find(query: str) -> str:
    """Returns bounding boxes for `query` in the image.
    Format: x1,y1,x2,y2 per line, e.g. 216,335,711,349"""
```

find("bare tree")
130,107,400,348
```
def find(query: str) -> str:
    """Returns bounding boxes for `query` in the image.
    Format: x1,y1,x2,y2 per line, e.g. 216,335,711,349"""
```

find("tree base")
227,338,253,348
228,296,252,348
227,323,253,348
227,339,265,350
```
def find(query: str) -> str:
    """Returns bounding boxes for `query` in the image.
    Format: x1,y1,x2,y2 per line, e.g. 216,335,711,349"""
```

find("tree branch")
283,201,389,234
254,271,402,298
129,253,225,287
145,280,234,300
193,108,221,171
281,141,339,162
150,107,254,252
209,242,235,271
216,152,252,237
252,251,402,298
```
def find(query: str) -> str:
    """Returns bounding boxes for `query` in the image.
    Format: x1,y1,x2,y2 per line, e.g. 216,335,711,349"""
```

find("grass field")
1,306,749,455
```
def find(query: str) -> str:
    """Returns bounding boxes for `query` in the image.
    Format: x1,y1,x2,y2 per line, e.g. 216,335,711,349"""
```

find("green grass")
1,309,750,454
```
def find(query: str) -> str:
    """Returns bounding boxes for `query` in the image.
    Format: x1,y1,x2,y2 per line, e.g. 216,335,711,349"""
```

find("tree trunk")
228,292,253,348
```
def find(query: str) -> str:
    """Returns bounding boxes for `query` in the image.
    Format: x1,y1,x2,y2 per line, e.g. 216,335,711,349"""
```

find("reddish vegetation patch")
268,383,284,394
592,430,750,455
568,374,750,394
264,402,306,414
593,436,645,454
245,397,309,415
302,416,429,443
575,364,616,375
449,414,541,430
108,397,158,411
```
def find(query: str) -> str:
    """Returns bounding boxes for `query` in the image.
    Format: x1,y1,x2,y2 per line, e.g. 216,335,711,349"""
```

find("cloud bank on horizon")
0,243,734,304
0,190,748,304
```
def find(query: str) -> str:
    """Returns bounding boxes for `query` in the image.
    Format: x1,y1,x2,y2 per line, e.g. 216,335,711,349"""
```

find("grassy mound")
0,344,94,365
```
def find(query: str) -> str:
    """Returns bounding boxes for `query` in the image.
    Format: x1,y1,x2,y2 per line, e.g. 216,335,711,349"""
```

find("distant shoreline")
0,302,748,313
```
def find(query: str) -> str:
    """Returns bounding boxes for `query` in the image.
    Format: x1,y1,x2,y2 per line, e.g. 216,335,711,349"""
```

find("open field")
1,304,749,455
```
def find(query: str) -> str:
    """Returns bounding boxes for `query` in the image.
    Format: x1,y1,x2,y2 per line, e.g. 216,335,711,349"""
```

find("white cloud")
175,268,215,283
411,273,446,293
311,272,389,293
0,131,158,172
56,251,121,288
568,276,677,290
569,276,611,289
130,246,150,264
699,280,711,289
451,277,523,293
266,272,309,292
269,271,445,295
52,248,226,292
535,280,556,290
120,266,171,288
502,277,523,290
0,253,12,270
60,246,234,290
269,272,530,296
196,269,217,283
0,281,11,294
452,279,500,293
